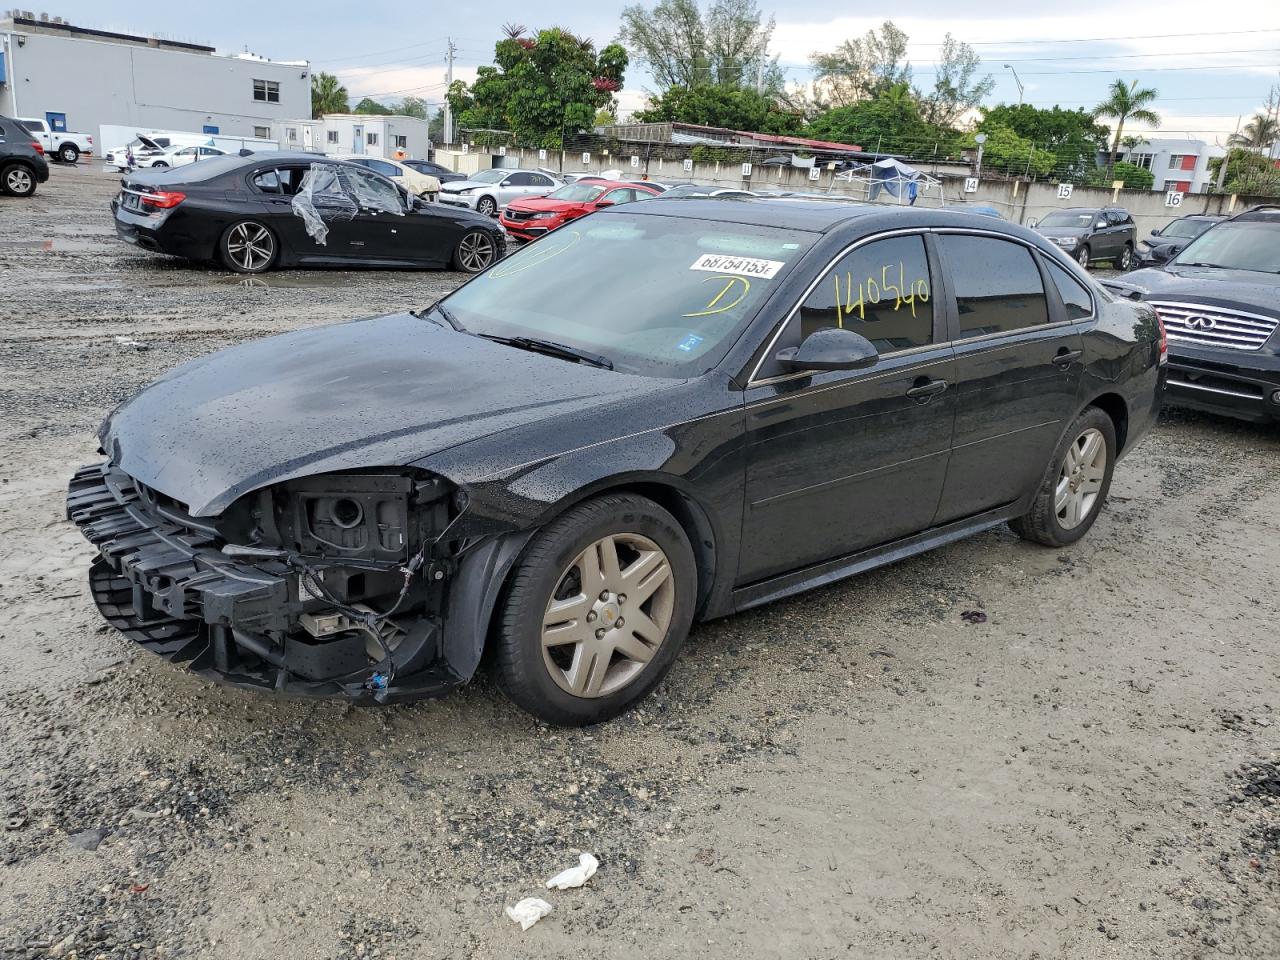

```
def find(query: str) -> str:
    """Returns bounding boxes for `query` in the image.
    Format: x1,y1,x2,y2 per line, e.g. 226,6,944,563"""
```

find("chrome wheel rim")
226,222,274,271
6,168,32,193
1056,427,1106,530
458,232,495,271
61,146,77,162
541,533,675,699
1119,247,1132,269
477,197,495,216
1076,247,1089,267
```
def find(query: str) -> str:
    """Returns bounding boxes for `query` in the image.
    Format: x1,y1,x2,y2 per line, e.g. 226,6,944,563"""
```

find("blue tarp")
868,157,922,201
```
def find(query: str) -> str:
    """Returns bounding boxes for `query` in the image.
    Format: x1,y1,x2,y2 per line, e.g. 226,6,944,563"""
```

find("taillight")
87,136,93,145
140,190,186,210
31,141,44,155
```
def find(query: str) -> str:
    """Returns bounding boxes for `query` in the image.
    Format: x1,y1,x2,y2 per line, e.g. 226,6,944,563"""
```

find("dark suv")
0,114,50,197
1034,206,1137,271
1101,205,1280,423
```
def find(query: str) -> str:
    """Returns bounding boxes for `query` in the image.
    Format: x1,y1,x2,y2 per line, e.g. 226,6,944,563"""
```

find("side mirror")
500,178,514,187
777,327,879,372
1094,220,1107,229
1150,226,1162,236
594,199,615,208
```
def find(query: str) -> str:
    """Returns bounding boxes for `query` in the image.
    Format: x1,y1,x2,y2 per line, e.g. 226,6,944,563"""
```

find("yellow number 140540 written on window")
834,262,930,325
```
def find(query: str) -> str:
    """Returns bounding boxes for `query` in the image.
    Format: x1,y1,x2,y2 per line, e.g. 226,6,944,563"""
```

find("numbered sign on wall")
741,162,753,178
630,155,640,168
498,145,507,156
963,177,979,193
461,142,470,154
581,152,591,165
1165,190,1184,208
538,148,547,161
808,166,821,181
683,158,693,172
1057,183,1074,200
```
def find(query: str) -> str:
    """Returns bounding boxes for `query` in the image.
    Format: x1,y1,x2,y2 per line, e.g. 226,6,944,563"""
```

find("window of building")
367,132,379,146
1046,261,1093,321
795,235,934,353
394,135,408,149
253,126,270,138
937,235,1048,339
326,130,339,144
1162,179,1192,194
253,79,280,103
1168,153,1196,171
1130,153,1154,170
285,127,297,143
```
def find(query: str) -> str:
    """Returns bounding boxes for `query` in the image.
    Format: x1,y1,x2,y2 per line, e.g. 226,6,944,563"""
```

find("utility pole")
443,38,456,146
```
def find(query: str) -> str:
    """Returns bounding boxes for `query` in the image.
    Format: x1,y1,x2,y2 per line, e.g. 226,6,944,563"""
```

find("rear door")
931,232,1087,523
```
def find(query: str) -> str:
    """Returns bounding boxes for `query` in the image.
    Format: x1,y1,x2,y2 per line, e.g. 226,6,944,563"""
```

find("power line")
334,52,448,81
997,46,1280,64
953,27,1280,47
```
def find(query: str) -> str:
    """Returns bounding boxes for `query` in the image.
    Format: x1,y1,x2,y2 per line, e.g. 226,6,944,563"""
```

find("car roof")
1233,206,1280,223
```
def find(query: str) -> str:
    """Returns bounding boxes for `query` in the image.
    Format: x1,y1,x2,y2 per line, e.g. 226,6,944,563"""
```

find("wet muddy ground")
0,166,1276,959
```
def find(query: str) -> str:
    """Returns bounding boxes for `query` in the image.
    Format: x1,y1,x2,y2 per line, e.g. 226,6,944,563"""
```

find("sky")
30,0,1280,142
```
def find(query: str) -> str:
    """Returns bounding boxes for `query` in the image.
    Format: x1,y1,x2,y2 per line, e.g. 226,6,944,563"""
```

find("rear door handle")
905,377,948,402
1052,348,1084,368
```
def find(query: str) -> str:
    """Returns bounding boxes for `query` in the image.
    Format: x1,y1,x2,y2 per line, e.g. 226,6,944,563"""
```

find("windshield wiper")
1176,262,1221,269
416,302,467,332
479,334,613,370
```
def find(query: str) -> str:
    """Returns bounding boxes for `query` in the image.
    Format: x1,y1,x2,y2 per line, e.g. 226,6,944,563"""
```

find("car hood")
100,312,673,516
440,179,499,193
1038,226,1088,239
1104,265,1280,316
506,196,584,213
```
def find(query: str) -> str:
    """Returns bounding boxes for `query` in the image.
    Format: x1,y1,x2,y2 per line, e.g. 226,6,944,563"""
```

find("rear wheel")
1010,406,1116,547
1075,244,1091,269
58,143,80,163
476,195,497,217
219,220,278,274
452,229,496,273
494,494,697,726
151,161,168,169
1,163,36,197
1114,243,1133,271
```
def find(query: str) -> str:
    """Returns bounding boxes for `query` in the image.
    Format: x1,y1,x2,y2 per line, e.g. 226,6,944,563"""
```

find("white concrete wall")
316,115,431,160
0,29,308,141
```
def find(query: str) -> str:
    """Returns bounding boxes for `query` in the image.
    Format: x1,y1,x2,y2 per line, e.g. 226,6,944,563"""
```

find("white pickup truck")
16,118,94,164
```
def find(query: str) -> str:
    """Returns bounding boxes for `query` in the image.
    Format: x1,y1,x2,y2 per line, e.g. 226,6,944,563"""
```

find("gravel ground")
0,166,1276,960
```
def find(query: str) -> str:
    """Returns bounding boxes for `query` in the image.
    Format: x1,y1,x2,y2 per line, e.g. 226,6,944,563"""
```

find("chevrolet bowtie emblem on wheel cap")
1186,315,1217,331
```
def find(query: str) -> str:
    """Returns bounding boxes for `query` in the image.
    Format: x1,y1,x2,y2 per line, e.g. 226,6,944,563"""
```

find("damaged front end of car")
67,462,494,704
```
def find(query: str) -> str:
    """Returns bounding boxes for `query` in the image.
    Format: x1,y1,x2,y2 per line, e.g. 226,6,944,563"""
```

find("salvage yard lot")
0,166,1276,959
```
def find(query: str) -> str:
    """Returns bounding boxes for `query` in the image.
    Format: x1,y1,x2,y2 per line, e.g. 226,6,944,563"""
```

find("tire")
494,493,697,726
218,220,278,274
476,195,497,217
452,229,497,273
1114,243,1133,271
1010,406,1117,548
1075,244,1091,269
151,161,168,169
58,143,80,164
1,162,36,197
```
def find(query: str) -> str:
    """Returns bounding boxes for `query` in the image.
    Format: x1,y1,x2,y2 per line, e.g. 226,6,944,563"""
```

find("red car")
499,180,663,241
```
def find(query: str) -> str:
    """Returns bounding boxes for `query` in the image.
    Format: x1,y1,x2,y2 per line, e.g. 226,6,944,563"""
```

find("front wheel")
476,195,497,217
1114,243,1133,271
494,494,697,726
58,143,80,163
1,163,36,197
219,220,278,274
1075,244,1091,269
1010,406,1117,547
150,161,168,169
452,229,497,273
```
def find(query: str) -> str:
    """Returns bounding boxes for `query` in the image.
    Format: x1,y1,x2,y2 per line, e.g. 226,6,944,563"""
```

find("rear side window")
1046,261,1094,321
797,234,935,352
939,235,1049,338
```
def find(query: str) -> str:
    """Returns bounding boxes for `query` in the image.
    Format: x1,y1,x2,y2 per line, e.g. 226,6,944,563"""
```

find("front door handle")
905,377,948,402
1052,348,1084,368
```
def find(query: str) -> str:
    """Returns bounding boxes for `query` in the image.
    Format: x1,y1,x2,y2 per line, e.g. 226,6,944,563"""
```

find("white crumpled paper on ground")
545,852,599,890
504,897,553,931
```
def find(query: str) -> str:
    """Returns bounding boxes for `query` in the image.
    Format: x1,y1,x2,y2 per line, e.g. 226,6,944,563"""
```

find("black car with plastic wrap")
68,200,1165,725
110,152,505,274
1102,205,1280,423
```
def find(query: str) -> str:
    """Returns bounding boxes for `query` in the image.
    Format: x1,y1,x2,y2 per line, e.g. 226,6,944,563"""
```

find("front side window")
253,80,280,103
348,167,402,210
939,235,1049,338
506,172,535,186
1046,261,1094,321
441,213,817,377
796,235,935,353
601,188,638,205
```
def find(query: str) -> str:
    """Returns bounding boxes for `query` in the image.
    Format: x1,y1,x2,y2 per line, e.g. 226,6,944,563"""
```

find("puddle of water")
0,238,102,253
216,272,375,289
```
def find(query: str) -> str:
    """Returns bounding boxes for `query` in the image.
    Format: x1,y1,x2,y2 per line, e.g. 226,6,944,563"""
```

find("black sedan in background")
1136,214,1225,267
111,153,506,274
70,200,1164,725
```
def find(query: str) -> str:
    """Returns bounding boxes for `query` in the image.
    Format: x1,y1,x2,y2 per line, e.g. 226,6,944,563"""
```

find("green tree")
960,125,1056,178
1083,160,1154,190
917,34,993,128
1093,79,1160,178
352,97,394,115
446,27,627,148
397,96,429,120
634,84,803,133
978,104,1110,178
810,20,910,108
804,83,935,151
1209,148,1280,196
1227,112,1280,150
310,71,348,119
618,0,781,92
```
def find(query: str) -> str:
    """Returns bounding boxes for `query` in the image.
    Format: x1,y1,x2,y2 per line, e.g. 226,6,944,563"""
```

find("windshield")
1162,218,1215,240
548,183,608,202
470,169,508,184
1039,210,1095,228
440,211,818,377
1172,221,1280,273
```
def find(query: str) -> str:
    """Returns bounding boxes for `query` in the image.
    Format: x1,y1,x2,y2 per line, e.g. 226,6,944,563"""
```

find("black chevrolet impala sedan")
69,199,1166,725
110,153,506,274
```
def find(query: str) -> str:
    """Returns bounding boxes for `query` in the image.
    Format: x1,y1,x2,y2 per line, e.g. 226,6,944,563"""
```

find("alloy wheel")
477,196,496,217
541,533,675,698
1056,427,1106,530
60,146,78,163
5,168,33,194
1076,246,1090,268
1119,246,1133,270
458,231,495,272
225,222,275,272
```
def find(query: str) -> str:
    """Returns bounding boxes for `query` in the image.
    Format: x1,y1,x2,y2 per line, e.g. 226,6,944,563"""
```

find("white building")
0,11,309,145
1121,138,1226,194
317,114,431,160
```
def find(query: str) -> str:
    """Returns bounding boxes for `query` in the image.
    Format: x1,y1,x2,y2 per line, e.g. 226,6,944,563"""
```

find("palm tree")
311,71,349,119
1227,112,1280,150
1094,79,1161,178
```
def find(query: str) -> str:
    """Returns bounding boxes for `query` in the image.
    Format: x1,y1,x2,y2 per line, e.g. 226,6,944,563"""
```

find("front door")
931,232,1085,523
739,232,956,584
351,125,364,155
